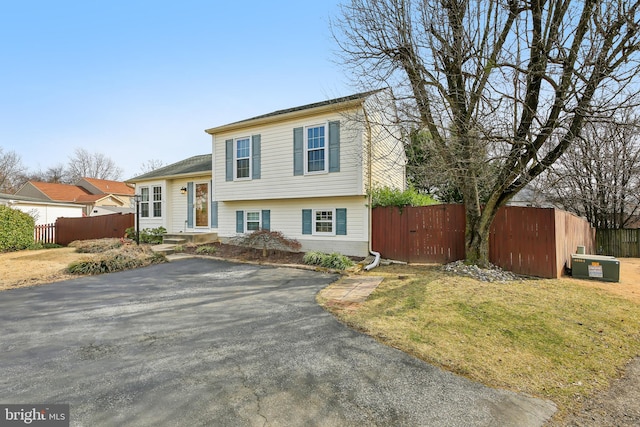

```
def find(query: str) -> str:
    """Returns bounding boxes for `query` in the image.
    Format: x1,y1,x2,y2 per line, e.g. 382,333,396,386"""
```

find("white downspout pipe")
362,99,381,271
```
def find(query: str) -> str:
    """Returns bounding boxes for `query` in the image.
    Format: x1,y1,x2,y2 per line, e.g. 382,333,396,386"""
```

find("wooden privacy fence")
34,213,134,246
371,205,595,278
596,229,640,258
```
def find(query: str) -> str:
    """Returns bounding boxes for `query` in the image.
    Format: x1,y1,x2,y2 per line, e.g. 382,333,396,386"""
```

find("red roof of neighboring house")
80,177,135,195
30,182,92,202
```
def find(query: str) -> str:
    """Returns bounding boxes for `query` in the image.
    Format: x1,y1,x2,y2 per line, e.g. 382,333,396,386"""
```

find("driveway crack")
235,364,268,426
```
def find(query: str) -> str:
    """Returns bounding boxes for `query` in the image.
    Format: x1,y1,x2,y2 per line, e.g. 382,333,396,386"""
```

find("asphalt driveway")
0,258,555,426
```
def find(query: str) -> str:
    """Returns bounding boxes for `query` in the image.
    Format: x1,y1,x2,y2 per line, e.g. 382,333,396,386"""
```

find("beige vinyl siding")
217,196,369,256
364,94,406,190
214,110,366,201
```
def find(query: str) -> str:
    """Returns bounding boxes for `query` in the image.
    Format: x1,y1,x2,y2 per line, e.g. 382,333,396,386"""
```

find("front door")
195,182,209,227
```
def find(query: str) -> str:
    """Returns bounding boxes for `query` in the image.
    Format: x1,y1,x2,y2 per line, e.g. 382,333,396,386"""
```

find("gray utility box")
571,254,620,282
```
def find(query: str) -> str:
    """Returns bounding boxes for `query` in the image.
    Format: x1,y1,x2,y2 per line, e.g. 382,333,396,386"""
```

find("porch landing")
162,232,218,245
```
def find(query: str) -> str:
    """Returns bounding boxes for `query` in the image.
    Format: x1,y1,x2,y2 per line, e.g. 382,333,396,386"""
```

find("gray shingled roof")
207,90,383,132
127,154,212,182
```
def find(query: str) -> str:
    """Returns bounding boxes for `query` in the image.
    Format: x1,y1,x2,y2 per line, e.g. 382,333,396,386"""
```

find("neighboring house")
14,179,134,216
126,154,213,232
0,193,84,225
76,177,136,207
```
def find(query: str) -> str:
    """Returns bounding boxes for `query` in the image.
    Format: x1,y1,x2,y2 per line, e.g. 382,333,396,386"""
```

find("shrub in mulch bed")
67,245,166,275
68,238,124,253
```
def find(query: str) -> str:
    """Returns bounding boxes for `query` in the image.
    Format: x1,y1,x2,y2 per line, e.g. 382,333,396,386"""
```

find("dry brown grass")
321,261,640,421
0,247,86,291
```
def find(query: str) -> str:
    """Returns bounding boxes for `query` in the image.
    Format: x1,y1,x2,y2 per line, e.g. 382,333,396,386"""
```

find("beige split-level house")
128,90,406,256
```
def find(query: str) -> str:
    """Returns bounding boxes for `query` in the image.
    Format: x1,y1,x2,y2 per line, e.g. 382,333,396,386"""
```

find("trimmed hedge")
0,206,34,252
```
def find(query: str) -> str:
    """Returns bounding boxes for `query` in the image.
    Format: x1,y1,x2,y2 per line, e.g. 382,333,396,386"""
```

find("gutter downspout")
362,100,381,271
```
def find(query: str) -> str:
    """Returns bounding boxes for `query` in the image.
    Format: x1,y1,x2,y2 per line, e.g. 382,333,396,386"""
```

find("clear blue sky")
0,0,351,180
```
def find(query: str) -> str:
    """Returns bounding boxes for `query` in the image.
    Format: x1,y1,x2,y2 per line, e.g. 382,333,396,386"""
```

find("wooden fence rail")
596,229,640,258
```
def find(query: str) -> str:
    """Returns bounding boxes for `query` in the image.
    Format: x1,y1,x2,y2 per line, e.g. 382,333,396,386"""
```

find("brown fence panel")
596,229,640,257
55,213,134,246
371,206,409,261
406,204,466,263
489,207,556,278
34,223,56,245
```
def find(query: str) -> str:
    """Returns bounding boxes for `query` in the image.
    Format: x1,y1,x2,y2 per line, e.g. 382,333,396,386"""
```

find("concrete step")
151,244,176,256
163,238,187,245
163,232,218,244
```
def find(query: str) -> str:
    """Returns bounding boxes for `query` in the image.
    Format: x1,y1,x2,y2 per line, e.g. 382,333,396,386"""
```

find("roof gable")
77,177,134,195
29,182,92,202
205,90,382,135
127,154,212,182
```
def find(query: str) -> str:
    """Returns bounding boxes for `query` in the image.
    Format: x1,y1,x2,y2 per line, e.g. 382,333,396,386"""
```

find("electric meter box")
571,254,620,282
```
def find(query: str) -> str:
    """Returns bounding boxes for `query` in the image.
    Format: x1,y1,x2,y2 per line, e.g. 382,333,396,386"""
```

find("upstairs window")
305,124,327,173
235,137,251,179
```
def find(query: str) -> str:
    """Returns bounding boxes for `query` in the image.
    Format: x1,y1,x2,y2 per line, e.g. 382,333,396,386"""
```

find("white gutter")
362,97,381,271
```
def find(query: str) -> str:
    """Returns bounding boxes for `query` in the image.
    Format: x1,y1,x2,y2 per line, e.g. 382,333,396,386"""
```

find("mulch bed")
182,242,308,265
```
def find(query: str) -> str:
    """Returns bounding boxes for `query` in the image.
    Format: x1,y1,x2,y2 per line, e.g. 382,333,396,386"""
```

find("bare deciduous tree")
543,109,640,228
334,0,640,265
0,147,25,193
139,159,165,175
66,148,123,182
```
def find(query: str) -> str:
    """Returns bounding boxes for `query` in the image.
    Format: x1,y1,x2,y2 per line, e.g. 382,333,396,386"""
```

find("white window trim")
312,208,335,236
139,185,163,218
234,136,252,181
304,123,328,175
245,210,261,233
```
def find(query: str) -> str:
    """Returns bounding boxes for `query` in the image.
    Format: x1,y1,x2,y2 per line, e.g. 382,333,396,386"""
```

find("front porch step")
163,232,218,245
151,244,177,256
163,238,187,245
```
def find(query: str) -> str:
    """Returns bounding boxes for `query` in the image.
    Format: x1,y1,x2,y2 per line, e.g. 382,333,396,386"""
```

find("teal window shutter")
186,182,194,228
336,208,347,235
329,121,340,172
210,201,218,228
236,211,244,233
252,134,261,179
302,209,312,235
293,127,304,176
261,210,270,231
225,139,233,181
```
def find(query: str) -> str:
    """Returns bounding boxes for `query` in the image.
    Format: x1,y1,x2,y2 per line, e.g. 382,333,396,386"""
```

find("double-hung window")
153,186,162,217
140,187,150,218
245,211,261,232
313,209,334,235
235,137,251,179
305,124,327,173
139,186,162,218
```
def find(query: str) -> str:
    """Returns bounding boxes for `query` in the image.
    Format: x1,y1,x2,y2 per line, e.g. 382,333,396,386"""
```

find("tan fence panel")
56,213,134,246
596,229,640,257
